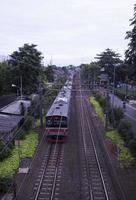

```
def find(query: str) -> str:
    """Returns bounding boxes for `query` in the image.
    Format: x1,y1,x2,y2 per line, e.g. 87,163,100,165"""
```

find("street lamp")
11,76,23,99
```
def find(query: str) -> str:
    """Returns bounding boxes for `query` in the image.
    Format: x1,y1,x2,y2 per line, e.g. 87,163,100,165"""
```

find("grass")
36,118,41,128
90,96,105,124
0,130,38,177
106,130,134,167
36,117,46,128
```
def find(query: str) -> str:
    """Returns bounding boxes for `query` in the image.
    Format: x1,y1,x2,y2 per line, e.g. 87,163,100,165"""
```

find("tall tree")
81,62,100,83
125,4,136,82
8,43,44,94
0,61,13,95
95,48,122,80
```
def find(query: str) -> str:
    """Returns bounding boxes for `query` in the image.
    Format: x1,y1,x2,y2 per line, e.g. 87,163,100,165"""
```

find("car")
129,100,136,104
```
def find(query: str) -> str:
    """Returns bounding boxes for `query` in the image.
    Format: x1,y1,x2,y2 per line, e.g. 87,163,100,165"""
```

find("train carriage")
45,76,73,142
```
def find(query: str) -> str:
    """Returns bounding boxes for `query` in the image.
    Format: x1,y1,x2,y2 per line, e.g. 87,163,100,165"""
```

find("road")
110,93,136,131
0,95,16,109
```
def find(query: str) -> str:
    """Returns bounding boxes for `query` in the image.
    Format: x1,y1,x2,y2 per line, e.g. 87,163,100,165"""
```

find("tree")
125,4,136,82
8,43,44,94
0,61,13,95
95,49,122,80
44,65,54,82
81,62,100,83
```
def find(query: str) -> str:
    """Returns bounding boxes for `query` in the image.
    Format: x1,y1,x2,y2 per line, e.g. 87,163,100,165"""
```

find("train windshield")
46,116,67,128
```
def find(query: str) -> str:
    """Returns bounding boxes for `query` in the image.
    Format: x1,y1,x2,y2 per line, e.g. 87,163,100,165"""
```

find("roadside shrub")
14,129,25,140
0,177,12,193
94,93,106,109
128,138,136,157
0,142,11,161
90,96,105,123
117,120,134,143
118,120,132,136
109,107,124,128
23,117,34,131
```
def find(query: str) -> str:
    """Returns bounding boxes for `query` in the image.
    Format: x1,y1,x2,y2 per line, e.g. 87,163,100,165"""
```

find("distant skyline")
0,0,135,66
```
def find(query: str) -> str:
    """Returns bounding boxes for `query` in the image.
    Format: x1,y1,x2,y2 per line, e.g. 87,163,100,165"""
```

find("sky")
0,0,135,66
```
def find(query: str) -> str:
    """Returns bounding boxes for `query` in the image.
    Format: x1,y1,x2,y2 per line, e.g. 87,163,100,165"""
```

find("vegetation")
80,62,100,84
0,61,13,95
95,48,122,80
90,96,105,123
93,93,106,110
0,131,38,178
117,120,132,142
108,107,124,128
125,4,136,82
106,130,134,167
90,93,136,166
8,43,46,94
114,87,136,100
0,142,13,161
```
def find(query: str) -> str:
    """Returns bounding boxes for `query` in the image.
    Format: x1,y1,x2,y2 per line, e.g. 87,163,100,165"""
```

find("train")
45,75,73,142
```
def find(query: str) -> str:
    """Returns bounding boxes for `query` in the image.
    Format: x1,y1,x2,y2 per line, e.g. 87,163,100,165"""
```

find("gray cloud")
0,0,135,65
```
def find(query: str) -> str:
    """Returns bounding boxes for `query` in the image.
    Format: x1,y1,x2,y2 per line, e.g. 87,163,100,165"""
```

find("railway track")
76,78,117,200
31,143,64,200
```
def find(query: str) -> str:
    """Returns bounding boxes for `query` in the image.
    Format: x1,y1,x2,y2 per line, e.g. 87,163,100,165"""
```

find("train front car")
45,77,73,142
46,114,68,142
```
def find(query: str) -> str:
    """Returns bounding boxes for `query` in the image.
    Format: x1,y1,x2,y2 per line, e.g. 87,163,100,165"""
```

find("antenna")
50,56,53,66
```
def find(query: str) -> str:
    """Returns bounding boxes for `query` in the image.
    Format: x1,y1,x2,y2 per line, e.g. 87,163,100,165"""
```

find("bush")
0,131,38,178
118,120,132,135
106,130,134,165
118,120,133,143
14,129,26,140
109,107,124,128
94,93,106,109
90,96,105,123
128,138,136,157
0,142,12,161
0,177,12,193
23,117,34,131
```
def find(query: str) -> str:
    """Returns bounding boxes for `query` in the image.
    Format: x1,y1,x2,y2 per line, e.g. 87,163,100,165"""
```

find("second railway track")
77,77,117,200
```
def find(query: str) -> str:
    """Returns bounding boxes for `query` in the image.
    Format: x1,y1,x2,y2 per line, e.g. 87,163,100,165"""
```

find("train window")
46,116,67,128
46,119,53,127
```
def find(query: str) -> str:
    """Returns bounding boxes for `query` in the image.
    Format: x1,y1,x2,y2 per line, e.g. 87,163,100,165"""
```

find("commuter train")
45,75,73,142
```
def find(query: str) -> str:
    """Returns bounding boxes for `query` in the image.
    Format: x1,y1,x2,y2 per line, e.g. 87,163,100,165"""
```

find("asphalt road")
0,95,16,109
110,93,136,131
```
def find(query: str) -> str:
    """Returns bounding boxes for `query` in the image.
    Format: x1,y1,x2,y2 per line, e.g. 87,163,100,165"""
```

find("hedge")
106,130,134,167
90,96,105,124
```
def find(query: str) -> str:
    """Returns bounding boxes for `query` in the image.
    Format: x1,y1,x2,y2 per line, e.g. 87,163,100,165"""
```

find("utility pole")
105,79,110,129
39,85,43,128
20,75,23,99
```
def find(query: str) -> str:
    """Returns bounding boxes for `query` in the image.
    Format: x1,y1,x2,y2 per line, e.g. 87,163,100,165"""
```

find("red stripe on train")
46,128,68,132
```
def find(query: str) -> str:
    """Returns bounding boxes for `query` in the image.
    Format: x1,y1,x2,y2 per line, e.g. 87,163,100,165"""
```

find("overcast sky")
0,0,135,66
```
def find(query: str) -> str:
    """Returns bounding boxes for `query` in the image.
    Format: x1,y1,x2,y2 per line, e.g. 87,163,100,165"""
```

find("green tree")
95,49,122,80
44,65,54,82
0,61,13,95
81,62,100,83
8,43,44,94
125,4,136,82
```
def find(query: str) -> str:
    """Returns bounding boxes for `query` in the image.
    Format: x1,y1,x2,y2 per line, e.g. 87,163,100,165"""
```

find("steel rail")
84,96,127,200
34,115,64,200
78,75,110,200
34,144,53,200
82,98,109,200
79,87,94,200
